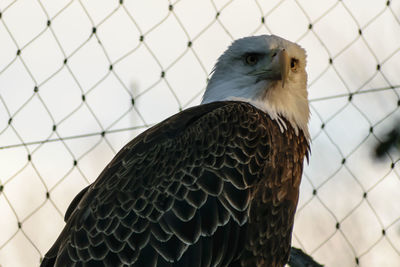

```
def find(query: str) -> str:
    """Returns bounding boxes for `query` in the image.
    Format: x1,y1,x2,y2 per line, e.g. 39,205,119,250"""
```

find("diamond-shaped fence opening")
0,1,400,266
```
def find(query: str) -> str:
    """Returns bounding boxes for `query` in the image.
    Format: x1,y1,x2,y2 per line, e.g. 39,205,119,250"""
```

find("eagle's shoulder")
65,100,307,221
62,102,235,220
60,101,258,219
98,101,268,177
125,101,261,147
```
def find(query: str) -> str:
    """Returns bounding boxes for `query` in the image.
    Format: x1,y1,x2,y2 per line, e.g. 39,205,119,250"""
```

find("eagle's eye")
291,58,298,69
245,54,259,66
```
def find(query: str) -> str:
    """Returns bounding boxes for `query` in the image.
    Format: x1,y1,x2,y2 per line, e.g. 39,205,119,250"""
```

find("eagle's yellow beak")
248,49,290,88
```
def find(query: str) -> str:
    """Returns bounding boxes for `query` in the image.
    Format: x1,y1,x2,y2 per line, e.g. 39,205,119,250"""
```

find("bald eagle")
41,35,310,267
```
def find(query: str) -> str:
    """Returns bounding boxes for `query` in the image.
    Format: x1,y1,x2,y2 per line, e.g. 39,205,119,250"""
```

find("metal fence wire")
1,0,400,266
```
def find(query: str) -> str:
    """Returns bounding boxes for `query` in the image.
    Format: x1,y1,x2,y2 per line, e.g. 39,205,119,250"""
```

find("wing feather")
41,101,308,267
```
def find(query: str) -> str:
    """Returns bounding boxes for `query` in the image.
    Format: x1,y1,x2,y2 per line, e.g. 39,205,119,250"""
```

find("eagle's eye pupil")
291,58,298,69
245,55,258,65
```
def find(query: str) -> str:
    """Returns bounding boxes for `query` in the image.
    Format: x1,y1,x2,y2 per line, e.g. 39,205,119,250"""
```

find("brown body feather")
41,101,309,267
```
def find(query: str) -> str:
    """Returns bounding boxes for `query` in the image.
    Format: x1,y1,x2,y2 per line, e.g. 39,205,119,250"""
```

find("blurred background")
0,0,400,266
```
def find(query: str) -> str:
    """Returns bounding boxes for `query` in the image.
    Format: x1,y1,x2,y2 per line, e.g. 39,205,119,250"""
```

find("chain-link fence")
1,0,400,266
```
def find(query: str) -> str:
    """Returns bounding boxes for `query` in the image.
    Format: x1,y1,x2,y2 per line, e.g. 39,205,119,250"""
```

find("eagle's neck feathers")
202,80,310,141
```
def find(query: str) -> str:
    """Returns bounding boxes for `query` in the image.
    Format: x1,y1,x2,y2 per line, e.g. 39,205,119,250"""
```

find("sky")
0,0,400,266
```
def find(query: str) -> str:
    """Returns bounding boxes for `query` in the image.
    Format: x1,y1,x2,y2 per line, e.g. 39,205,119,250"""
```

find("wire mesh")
0,0,399,266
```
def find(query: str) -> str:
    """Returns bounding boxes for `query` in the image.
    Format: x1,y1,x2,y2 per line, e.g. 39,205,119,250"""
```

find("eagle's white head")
202,35,310,140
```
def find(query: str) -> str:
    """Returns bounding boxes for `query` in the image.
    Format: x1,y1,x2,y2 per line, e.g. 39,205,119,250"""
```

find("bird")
41,34,310,267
